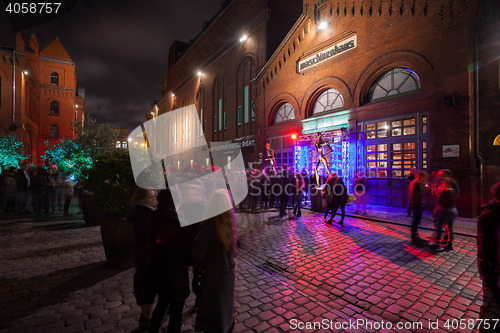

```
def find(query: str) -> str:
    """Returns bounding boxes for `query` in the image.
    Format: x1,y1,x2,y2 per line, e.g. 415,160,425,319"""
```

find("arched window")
116,140,121,148
493,134,500,146
50,100,59,115
367,67,420,102
49,125,59,138
50,72,59,86
273,103,295,124
311,88,344,115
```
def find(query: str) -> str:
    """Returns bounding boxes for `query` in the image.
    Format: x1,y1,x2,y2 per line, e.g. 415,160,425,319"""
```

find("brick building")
0,33,85,165
144,0,302,167
257,0,498,218
146,0,498,217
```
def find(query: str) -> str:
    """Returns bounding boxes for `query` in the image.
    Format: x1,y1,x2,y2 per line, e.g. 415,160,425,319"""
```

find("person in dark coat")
477,182,500,323
408,171,428,246
127,188,157,331
193,189,237,333
4,167,17,213
430,171,459,251
16,162,31,213
323,174,347,227
406,168,416,217
148,189,190,333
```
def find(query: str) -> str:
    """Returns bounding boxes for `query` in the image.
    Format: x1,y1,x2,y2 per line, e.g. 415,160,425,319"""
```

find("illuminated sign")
301,110,350,134
298,35,357,72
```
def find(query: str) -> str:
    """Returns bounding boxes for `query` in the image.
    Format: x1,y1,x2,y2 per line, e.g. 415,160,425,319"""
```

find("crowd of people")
128,187,237,333
0,162,78,216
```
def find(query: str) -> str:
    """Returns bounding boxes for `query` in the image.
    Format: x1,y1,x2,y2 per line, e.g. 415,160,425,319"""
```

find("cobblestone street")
0,205,496,332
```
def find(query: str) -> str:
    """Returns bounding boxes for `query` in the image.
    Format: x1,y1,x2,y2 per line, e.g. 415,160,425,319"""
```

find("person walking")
408,171,429,246
192,190,237,333
127,188,157,332
477,182,500,324
430,171,459,251
353,171,367,215
148,189,190,333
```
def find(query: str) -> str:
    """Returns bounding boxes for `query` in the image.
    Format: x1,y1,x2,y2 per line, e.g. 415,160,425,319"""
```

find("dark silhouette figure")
127,188,156,331
193,190,237,333
477,182,500,324
148,189,190,333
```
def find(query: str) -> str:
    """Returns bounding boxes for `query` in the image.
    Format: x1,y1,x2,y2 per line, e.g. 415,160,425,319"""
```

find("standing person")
63,172,75,217
279,168,294,219
43,168,56,214
405,168,416,217
301,169,309,205
323,174,348,226
331,176,348,226
192,190,237,333
477,182,500,322
127,188,157,332
260,172,270,211
408,171,429,246
353,171,367,215
16,162,31,213
54,171,64,211
30,167,45,213
293,172,305,217
323,173,336,223
148,189,190,333
4,167,17,213
430,171,459,251
0,167,7,211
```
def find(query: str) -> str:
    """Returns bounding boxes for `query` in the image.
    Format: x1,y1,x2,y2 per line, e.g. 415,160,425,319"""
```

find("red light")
291,134,297,139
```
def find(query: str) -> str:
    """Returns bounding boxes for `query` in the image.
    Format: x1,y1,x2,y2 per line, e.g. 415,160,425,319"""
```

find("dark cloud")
0,0,224,131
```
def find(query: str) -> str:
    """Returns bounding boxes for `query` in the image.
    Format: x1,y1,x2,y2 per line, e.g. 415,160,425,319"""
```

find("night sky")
0,0,224,130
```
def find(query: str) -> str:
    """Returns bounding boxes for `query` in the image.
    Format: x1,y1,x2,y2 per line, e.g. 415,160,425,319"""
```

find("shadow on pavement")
2,241,103,260
0,261,126,326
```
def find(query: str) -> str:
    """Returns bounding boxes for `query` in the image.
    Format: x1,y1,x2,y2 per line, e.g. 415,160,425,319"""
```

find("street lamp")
317,21,328,31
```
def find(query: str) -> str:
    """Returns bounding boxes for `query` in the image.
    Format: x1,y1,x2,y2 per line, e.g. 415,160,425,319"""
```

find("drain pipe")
11,50,16,129
474,30,484,210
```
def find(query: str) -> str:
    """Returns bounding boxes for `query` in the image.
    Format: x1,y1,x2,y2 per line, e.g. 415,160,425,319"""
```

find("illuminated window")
312,88,344,115
49,125,59,138
50,100,59,115
273,103,295,124
367,67,420,102
50,72,59,86
122,141,128,149
116,141,121,148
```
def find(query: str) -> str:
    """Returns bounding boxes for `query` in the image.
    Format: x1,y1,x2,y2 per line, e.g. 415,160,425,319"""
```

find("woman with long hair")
193,189,237,333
